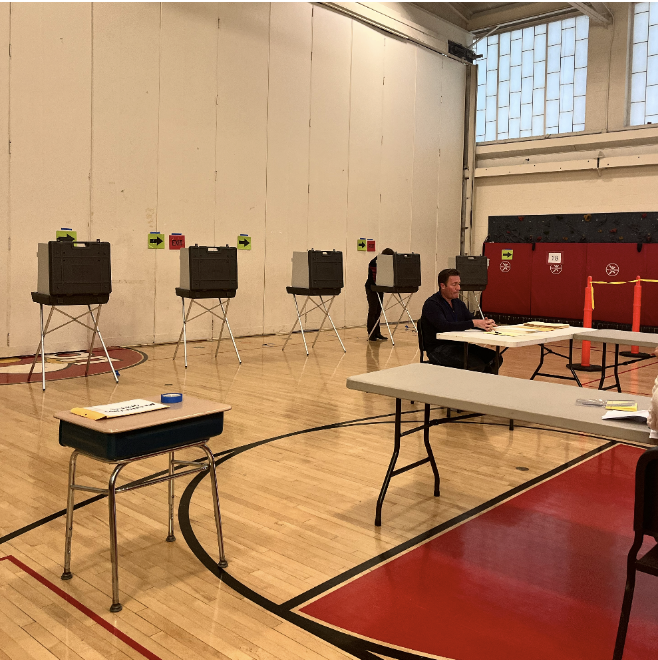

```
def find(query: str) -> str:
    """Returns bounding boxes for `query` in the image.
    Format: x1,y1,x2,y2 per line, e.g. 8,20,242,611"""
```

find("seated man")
421,268,500,373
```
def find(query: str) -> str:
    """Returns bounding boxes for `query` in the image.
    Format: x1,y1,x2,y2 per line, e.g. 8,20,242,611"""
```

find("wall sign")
169,234,185,250
148,232,165,249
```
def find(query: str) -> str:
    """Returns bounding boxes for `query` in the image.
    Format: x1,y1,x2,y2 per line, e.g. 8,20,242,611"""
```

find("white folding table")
436,325,597,386
347,363,652,525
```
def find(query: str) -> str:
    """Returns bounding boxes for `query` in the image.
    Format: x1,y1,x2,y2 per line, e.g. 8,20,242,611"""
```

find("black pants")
365,286,384,337
427,342,501,373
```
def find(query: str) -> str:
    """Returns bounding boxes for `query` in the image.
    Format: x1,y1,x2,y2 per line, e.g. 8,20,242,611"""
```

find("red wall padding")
481,242,657,328
482,243,532,316
642,244,658,327
530,243,588,320
586,244,640,324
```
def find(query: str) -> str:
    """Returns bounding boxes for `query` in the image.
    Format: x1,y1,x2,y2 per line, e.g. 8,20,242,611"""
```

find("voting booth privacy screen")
180,246,238,291
481,242,658,328
456,256,488,291
38,240,112,296
377,253,421,288
291,250,344,289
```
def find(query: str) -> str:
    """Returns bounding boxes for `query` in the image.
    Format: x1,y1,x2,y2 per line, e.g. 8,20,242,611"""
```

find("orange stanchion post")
631,276,641,354
581,276,593,367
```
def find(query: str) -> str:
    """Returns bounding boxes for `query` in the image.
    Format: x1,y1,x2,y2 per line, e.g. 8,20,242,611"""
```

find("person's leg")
468,344,502,373
366,287,386,339
427,344,467,368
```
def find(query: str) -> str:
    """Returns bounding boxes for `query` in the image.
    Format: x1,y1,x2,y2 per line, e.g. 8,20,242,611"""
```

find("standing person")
421,268,500,372
365,248,395,341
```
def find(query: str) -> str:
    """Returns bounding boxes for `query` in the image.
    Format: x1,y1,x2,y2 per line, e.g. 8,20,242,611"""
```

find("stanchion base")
61,571,72,581
110,603,123,613
619,351,653,359
568,363,602,372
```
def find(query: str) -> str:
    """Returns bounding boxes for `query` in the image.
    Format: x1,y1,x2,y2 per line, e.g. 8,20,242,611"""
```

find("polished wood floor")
0,325,656,660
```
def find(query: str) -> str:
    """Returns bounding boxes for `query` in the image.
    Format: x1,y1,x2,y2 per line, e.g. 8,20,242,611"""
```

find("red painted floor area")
301,445,658,660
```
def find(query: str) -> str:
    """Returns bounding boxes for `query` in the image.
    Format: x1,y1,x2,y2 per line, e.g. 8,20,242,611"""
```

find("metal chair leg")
200,443,228,568
61,451,79,580
108,463,127,613
613,568,637,660
166,452,176,542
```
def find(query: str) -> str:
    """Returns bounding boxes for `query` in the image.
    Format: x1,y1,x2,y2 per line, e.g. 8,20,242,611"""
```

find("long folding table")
346,363,653,525
572,329,658,392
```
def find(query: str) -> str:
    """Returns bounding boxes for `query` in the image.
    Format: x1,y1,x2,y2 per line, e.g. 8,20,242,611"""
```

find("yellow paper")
605,401,638,412
70,407,107,420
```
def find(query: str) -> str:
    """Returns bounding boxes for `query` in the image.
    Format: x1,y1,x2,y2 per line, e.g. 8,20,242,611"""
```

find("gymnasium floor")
0,327,656,660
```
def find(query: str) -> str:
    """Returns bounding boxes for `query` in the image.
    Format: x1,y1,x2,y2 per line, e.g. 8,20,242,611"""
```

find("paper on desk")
602,409,649,423
70,399,167,421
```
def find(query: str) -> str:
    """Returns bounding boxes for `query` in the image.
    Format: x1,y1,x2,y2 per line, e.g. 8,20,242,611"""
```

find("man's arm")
423,297,474,333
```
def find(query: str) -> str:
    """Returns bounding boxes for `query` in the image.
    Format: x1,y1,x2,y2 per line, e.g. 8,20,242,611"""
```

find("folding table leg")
166,452,176,542
375,398,402,527
108,463,127,613
614,344,621,392
598,343,608,390
61,451,79,581
568,339,582,387
200,443,228,568
424,404,440,496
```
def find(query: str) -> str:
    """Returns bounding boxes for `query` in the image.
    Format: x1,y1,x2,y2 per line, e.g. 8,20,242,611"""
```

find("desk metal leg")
614,344,621,392
61,451,79,581
530,344,545,380
200,444,228,568
108,463,127,613
568,340,582,387
495,347,500,374
375,398,402,527
424,404,440,496
598,343,608,390
166,452,176,542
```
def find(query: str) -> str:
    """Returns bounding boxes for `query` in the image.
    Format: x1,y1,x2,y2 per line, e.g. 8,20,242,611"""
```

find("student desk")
572,329,658,392
437,326,597,385
55,396,231,612
347,363,653,526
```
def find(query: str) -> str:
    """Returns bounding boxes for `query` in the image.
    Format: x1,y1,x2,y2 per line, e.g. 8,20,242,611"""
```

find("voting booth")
369,252,421,345
30,238,117,391
174,245,241,367
284,250,346,355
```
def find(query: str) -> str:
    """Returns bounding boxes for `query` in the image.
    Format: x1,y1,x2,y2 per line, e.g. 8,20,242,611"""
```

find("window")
629,2,658,126
475,16,589,142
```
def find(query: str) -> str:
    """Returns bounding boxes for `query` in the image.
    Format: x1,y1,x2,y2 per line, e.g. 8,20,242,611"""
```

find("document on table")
70,399,168,421
602,409,650,423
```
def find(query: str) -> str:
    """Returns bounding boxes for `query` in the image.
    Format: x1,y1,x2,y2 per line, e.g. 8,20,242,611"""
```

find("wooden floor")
0,326,656,660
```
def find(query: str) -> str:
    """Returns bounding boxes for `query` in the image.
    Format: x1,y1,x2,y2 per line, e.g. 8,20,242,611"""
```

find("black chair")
613,446,658,659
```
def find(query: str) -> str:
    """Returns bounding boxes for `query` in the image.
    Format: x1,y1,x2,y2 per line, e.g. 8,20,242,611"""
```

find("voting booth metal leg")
86,305,118,383
61,441,227,612
378,295,395,345
283,295,345,355
313,296,346,353
215,298,241,364
283,294,310,355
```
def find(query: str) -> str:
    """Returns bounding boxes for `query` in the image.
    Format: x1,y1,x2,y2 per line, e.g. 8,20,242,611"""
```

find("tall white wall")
471,4,658,253
0,2,466,356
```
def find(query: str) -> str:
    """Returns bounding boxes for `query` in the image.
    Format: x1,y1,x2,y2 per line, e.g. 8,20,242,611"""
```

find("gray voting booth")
174,245,241,366
284,249,346,355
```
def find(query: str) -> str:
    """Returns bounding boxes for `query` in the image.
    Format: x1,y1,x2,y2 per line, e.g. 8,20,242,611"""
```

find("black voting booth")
174,245,241,366
370,252,421,345
284,249,346,355
29,238,118,390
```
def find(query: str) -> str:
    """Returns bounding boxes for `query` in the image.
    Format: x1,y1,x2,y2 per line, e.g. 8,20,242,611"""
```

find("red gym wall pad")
481,243,532,316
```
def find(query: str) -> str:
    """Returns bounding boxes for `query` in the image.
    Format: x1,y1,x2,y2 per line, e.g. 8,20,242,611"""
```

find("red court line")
300,445,658,660
0,555,163,660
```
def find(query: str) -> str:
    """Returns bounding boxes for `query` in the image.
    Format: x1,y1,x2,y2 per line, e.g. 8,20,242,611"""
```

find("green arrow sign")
148,232,165,249
56,229,77,241
357,238,366,251
501,250,513,260
237,235,251,250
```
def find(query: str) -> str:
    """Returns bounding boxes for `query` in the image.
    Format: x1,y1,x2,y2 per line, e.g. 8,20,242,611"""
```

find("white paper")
86,399,167,418
650,430,658,440
602,409,650,422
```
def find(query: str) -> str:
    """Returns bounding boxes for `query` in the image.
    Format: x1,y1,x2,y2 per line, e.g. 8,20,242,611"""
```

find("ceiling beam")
467,2,572,32
569,2,612,26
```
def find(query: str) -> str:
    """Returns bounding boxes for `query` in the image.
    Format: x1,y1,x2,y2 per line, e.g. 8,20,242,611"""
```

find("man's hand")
473,317,497,331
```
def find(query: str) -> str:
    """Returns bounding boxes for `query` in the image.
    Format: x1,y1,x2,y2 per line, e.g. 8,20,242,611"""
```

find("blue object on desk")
161,393,183,404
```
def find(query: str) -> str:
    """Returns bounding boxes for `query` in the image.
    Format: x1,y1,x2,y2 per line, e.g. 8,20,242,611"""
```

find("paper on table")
70,399,167,421
602,409,649,422
651,430,658,440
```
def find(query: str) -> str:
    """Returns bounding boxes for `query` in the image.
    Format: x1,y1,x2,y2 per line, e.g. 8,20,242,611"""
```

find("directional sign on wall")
56,228,77,241
501,249,514,260
237,235,251,250
357,238,366,251
367,239,376,252
169,234,185,250
148,232,165,249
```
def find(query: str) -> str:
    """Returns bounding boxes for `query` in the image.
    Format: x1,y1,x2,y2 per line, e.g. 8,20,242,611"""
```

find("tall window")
475,16,589,142
630,2,658,126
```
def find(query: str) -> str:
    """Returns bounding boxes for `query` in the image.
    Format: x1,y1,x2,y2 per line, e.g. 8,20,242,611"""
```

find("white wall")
471,3,658,253
0,2,466,356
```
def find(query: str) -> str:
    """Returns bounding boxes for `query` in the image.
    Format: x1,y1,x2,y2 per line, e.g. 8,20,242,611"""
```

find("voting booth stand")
173,246,241,367
370,252,421,346
283,250,346,355
29,239,118,391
